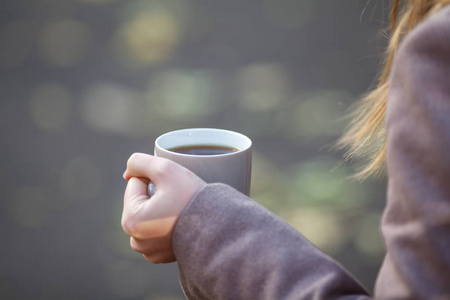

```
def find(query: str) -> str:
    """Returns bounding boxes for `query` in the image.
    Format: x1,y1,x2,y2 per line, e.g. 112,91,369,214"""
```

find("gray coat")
172,6,450,299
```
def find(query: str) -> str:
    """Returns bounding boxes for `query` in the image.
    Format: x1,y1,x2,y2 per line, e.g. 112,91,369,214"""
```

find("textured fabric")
174,184,370,299
172,6,450,300
375,6,450,300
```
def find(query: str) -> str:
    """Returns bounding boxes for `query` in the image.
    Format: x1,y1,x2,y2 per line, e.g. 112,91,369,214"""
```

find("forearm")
173,184,370,300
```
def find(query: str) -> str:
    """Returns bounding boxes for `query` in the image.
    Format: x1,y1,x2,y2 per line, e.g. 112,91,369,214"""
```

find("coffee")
168,145,239,156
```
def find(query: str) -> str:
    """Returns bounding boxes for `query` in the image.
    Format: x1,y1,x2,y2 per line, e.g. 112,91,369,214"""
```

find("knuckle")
130,237,144,253
121,217,138,236
127,152,142,169
154,159,174,177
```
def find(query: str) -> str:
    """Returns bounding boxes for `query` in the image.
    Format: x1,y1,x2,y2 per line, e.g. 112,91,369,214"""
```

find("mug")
150,128,252,196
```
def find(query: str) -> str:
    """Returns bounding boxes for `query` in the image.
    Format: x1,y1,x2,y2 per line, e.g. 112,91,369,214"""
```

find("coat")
171,6,450,299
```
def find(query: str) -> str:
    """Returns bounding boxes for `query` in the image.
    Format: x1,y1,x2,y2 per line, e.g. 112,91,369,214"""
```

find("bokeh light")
2,0,387,297
287,157,365,207
282,207,347,254
237,63,291,113
145,68,223,122
81,82,149,137
113,11,180,67
283,90,350,141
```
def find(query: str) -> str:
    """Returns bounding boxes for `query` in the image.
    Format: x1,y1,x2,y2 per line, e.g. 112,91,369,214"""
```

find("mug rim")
155,128,252,158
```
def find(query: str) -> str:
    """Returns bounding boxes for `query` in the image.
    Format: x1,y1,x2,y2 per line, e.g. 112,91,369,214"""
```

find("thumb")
122,177,150,234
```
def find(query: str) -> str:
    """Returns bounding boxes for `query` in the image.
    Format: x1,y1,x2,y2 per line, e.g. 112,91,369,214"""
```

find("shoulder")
390,5,450,91
398,5,450,56
386,6,450,136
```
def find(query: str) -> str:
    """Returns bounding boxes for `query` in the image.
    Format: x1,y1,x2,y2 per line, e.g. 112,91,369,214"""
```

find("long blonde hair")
338,0,450,179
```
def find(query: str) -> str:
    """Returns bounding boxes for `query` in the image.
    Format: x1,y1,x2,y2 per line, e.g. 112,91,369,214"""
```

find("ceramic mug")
149,128,252,196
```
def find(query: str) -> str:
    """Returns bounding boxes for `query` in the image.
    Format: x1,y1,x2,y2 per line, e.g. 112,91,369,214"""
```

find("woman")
121,0,450,298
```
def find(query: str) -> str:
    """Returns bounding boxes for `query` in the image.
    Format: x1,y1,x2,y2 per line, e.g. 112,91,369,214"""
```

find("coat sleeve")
374,7,450,299
172,183,370,300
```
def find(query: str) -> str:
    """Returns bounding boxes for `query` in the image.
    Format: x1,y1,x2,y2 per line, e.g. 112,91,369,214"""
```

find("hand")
121,153,206,263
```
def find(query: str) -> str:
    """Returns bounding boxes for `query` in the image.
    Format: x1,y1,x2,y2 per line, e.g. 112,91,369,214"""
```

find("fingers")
143,253,176,264
130,236,176,263
122,176,179,238
124,153,151,180
124,176,149,203
125,153,175,185
122,152,207,264
122,177,150,235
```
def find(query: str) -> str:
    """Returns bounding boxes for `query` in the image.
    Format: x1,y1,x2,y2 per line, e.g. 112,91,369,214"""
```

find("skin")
122,153,206,263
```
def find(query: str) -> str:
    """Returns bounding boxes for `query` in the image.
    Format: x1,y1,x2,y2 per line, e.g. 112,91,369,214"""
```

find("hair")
338,0,450,179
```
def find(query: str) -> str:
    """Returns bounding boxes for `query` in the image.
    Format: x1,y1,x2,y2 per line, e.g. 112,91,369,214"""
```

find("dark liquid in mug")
168,145,239,155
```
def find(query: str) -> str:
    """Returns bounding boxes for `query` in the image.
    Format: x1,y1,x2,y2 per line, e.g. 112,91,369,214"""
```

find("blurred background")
1,0,389,299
